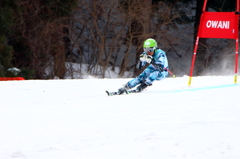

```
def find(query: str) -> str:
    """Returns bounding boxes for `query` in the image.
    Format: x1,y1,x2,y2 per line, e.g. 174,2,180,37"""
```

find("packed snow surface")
0,76,240,159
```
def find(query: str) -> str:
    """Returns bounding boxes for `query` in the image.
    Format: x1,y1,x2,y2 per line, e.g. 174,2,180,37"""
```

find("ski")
106,90,120,96
106,89,141,96
125,89,140,94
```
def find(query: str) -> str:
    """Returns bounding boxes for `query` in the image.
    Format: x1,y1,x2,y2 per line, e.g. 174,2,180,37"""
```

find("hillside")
0,76,240,159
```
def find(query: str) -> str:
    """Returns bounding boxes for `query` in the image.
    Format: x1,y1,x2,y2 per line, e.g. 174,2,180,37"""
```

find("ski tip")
106,90,110,96
106,90,118,96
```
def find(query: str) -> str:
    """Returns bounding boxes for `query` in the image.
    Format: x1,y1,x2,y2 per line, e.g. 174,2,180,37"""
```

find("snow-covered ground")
0,76,240,159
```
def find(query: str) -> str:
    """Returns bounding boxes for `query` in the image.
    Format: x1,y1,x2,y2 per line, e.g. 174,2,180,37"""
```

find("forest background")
0,0,237,79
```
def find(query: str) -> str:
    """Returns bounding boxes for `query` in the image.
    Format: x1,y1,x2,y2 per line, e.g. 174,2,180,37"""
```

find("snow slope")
0,76,240,159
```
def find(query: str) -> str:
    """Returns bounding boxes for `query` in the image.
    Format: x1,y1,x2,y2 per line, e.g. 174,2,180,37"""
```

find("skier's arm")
151,63,164,72
136,61,145,70
151,52,166,72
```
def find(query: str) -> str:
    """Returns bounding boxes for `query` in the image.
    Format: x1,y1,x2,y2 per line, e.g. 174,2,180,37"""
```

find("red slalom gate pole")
235,39,239,84
234,0,240,84
188,0,208,86
188,37,199,86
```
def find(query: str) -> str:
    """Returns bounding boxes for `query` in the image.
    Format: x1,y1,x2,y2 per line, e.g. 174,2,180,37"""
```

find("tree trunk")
133,0,152,77
52,31,66,79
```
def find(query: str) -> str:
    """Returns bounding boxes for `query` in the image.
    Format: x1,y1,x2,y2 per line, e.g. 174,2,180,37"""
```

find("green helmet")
143,38,157,53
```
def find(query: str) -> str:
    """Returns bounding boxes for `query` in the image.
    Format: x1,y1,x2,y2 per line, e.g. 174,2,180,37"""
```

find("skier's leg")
117,68,151,94
127,68,151,88
136,71,160,92
144,71,159,85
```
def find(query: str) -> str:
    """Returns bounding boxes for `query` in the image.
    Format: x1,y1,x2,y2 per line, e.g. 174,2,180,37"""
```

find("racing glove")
139,54,152,63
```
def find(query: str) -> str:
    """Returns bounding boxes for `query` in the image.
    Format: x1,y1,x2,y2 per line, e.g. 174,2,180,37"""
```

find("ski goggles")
144,47,154,53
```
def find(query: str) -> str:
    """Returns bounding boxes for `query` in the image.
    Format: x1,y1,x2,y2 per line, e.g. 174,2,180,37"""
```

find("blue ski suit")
127,48,168,88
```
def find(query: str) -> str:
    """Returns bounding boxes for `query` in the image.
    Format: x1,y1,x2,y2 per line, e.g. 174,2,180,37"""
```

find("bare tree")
69,0,133,78
9,0,77,79
118,0,153,76
68,0,197,78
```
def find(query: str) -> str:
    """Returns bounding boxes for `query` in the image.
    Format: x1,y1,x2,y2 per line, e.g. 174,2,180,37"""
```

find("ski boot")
118,83,132,95
136,82,150,92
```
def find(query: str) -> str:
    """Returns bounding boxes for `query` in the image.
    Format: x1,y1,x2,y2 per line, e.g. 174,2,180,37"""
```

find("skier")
107,38,169,96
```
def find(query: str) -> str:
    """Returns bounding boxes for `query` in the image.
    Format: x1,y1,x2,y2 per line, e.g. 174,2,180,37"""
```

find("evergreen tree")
0,0,15,77
5,0,78,79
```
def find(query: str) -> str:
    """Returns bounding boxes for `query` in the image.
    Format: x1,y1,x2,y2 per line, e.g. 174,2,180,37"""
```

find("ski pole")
151,62,176,77
164,68,176,77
